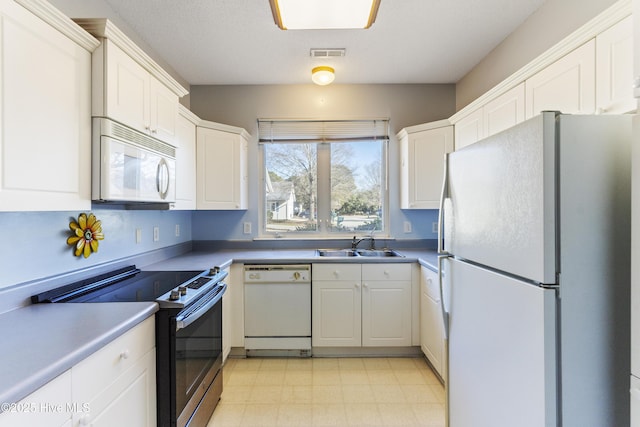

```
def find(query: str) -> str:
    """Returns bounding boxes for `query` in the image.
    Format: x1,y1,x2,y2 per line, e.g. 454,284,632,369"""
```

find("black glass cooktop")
32,267,203,304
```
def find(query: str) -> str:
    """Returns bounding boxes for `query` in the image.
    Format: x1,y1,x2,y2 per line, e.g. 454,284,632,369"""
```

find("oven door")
174,284,226,427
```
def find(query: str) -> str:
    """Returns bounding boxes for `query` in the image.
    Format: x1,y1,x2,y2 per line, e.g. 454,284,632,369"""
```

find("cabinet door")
402,126,453,209
454,107,483,150
0,370,72,427
149,77,178,143
72,317,156,427
105,41,150,135
596,16,635,114
173,110,197,210
525,40,596,118
0,0,91,211
196,127,247,210
362,264,412,347
420,266,444,377
74,350,156,427
362,280,412,346
312,279,362,347
483,83,525,137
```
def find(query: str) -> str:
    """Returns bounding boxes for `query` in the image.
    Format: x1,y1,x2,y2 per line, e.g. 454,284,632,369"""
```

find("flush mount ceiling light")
269,0,381,30
312,66,335,85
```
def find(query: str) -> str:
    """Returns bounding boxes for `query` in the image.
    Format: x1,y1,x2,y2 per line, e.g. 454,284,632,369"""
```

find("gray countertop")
143,248,439,271
2,246,437,408
0,302,157,407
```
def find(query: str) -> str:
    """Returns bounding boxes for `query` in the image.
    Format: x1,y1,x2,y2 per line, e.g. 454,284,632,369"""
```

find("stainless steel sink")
316,249,358,257
316,249,403,257
356,249,403,257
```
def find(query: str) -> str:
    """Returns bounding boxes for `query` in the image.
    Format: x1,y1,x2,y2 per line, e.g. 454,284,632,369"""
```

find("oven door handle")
175,283,226,331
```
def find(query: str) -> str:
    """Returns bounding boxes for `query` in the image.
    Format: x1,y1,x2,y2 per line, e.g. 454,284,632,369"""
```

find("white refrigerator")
439,111,632,427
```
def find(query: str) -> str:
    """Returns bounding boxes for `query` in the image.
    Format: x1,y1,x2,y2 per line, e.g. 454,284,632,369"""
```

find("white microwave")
92,118,176,204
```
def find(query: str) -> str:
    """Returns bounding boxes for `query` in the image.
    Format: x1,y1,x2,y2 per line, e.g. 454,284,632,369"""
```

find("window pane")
264,143,318,233
330,141,383,233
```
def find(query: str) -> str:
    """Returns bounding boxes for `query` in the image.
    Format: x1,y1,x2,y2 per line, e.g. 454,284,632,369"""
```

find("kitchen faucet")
351,234,375,250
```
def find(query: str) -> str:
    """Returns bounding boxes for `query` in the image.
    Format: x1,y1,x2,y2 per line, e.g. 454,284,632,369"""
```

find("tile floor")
207,357,445,426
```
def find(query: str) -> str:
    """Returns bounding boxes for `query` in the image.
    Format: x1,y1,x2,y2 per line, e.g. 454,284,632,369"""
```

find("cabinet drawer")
362,264,411,281
312,264,361,281
72,316,155,400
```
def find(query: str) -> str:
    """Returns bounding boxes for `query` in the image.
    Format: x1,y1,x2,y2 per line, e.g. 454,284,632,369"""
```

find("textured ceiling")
102,0,545,85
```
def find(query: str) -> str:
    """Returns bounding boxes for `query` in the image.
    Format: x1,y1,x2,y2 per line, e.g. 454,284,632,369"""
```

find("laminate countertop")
1,247,437,410
0,302,157,409
142,248,439,272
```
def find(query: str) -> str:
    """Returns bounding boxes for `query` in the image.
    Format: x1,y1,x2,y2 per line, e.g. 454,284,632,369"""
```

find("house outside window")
259,119,389,238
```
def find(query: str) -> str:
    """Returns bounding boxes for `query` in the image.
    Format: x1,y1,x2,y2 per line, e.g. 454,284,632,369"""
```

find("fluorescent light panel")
270,0,380,30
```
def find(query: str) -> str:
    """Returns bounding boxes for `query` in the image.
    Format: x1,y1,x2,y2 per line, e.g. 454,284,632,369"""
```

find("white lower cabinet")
0,370,72,427
312,264,412,347
0,317,156,427
420,265,445,378
72,316,156,427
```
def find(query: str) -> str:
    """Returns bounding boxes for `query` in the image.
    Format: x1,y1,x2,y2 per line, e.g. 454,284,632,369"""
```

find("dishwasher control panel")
244,265,311,283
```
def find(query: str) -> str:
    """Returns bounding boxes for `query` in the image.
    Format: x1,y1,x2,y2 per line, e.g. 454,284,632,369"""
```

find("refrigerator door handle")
438,153,450,255
438,254,450,340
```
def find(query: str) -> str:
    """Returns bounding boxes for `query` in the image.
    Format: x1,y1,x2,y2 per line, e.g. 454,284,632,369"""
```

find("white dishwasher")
244,264,311,356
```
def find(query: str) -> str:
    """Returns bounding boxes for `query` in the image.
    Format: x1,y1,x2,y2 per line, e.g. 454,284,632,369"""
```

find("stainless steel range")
32,265,227,427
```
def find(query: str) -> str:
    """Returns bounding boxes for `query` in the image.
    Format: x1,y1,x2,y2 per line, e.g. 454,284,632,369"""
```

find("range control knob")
169,290,180,301
209,266,220,275
178,286,187,296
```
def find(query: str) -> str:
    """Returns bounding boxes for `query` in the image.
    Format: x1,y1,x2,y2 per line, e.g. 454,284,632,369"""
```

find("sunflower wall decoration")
67,213,104,258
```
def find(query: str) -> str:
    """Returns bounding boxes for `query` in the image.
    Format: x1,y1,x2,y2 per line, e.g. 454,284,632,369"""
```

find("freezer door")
446,258,557,427
444,112,556,284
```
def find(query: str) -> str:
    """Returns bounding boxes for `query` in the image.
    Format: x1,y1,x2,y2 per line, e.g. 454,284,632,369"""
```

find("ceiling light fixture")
311,66,335,85
269,0,381,30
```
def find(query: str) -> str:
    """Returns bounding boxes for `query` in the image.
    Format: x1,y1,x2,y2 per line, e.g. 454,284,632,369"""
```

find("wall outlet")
432,222,438,233
175,224,180,237
153,227,160,242
403,221,412,233
135,228,142,244
243,222,252,234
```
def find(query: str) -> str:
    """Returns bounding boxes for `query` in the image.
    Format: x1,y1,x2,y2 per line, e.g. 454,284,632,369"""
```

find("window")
259,119,388,237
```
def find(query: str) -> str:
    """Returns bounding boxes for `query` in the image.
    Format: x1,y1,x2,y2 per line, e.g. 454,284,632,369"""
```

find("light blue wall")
0,208,192,289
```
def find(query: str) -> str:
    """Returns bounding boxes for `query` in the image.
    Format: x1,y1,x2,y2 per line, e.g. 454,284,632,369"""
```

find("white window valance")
258,119,389,143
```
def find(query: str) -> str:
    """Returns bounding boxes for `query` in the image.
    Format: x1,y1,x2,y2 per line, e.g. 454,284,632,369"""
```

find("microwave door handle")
156,158,169,199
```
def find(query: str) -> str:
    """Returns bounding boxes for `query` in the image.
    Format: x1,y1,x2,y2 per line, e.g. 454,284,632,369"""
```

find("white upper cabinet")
451,4,632,151
454,83,525,150
75,19,188,144
525,40,596,118
596,15,635,114
0,0,99,212
398,120,453,209
173,106,198,210
453,107,483,150
196,121,250,210
483,83,526,137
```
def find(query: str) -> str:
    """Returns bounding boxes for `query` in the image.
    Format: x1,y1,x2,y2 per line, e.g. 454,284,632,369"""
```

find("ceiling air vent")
310,48,346,58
